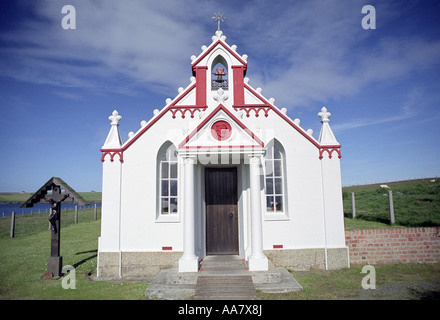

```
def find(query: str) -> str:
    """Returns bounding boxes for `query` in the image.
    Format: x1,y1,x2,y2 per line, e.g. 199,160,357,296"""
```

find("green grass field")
1,178,439,300
0,208,147,300
343,177,440,227
1,208,439,299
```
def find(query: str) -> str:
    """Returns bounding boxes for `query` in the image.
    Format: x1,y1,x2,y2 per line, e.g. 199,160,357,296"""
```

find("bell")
214,67,225,81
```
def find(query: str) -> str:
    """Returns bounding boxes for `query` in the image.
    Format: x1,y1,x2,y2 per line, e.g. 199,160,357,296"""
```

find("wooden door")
205,168,239,255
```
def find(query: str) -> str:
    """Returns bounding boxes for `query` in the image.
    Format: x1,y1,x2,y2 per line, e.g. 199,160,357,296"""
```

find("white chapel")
97,28,349,279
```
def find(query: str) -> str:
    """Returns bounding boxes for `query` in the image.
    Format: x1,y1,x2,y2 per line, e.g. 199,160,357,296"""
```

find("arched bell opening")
211,55,228,91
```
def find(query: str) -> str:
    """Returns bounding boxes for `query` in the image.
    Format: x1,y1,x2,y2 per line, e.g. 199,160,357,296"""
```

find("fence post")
389,190,395,225
75,205,78,223
351,192,356,219
94,203,97,220
10,211,16,238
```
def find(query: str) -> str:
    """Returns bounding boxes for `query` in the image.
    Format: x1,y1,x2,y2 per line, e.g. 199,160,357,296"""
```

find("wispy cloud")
232,1,440,110
331,88,421,132
1,0,440,107
0,0,213,96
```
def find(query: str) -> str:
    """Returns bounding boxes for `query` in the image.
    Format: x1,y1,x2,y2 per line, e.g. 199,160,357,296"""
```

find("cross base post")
48,256,63,278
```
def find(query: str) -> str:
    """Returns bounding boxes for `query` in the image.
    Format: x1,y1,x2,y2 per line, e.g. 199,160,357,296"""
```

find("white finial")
318,107,331,123
212,12,226,31
318,106,339,145
109,110,121,125
103,110,123,148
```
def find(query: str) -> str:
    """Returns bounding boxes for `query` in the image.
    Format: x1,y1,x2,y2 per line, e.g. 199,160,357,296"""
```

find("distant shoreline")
0,200,102,204
0,192,102,204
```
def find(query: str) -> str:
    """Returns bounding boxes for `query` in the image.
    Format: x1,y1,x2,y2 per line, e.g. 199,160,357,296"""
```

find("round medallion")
211,121,232,141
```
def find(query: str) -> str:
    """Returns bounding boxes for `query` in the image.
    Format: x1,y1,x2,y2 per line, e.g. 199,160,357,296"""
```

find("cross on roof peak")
212,12,226,31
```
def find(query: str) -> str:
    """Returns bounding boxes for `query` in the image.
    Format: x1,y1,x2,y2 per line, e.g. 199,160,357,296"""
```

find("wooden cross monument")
21,177,88,278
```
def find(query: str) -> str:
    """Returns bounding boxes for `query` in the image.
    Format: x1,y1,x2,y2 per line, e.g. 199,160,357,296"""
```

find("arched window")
264,141,285,213
158,143,178,215
211,55,228,91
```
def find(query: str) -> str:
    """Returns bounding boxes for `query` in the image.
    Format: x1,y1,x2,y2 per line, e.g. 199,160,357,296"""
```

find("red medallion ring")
211,121,232,141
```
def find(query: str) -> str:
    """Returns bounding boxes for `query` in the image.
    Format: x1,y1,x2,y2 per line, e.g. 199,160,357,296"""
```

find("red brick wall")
345,227,440,265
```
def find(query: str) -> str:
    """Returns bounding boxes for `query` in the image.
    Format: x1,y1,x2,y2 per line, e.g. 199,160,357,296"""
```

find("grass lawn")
0,212,148,300
342,178,440,227
258,263,440,300
1,179,439,300
343,217,401,230
1,213,439,300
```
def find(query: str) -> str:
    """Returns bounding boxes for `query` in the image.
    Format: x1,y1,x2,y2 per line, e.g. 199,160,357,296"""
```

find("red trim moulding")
241,83,322,149
180,145,263,149
232,65,245,106
100,150,124,163
168,106,207,119
194,66,207,108
319,146,342,159
233,105,272,118
171,83,197,106
191,40,248,68
167,81,207,119
100,72,341,159
178,104,265,149
113,77,206,152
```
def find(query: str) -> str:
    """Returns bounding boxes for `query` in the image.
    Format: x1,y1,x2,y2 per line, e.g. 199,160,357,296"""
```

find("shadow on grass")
72,249,97,269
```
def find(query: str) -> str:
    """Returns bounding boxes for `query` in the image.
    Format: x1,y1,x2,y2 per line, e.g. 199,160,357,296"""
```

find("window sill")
156,214,180,223
264,212,289,221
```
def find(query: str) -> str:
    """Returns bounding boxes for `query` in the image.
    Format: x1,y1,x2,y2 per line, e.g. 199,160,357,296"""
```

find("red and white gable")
101,29,341,161
178,104,264,152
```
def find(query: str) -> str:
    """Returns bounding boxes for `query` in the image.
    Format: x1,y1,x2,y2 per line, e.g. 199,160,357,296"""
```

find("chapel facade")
97,29,349,278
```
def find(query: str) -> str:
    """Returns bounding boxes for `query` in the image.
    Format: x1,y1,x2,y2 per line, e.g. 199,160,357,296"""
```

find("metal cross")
212,12,226,31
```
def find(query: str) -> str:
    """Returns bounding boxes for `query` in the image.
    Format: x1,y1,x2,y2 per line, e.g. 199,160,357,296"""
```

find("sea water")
0,202,101,218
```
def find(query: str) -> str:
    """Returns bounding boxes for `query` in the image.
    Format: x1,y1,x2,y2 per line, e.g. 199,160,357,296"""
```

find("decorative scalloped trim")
101,151,123,163
168,106,207,119
233,105,271,118
319,147,341,160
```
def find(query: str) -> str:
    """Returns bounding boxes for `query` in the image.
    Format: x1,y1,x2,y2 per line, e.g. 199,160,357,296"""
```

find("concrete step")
194,275,257,300
145,255,303,299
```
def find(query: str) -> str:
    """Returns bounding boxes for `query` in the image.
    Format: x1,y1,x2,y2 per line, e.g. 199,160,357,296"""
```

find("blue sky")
0,0,439,192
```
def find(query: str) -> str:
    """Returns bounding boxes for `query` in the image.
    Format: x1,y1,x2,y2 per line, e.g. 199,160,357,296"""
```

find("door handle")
229,212,234,217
